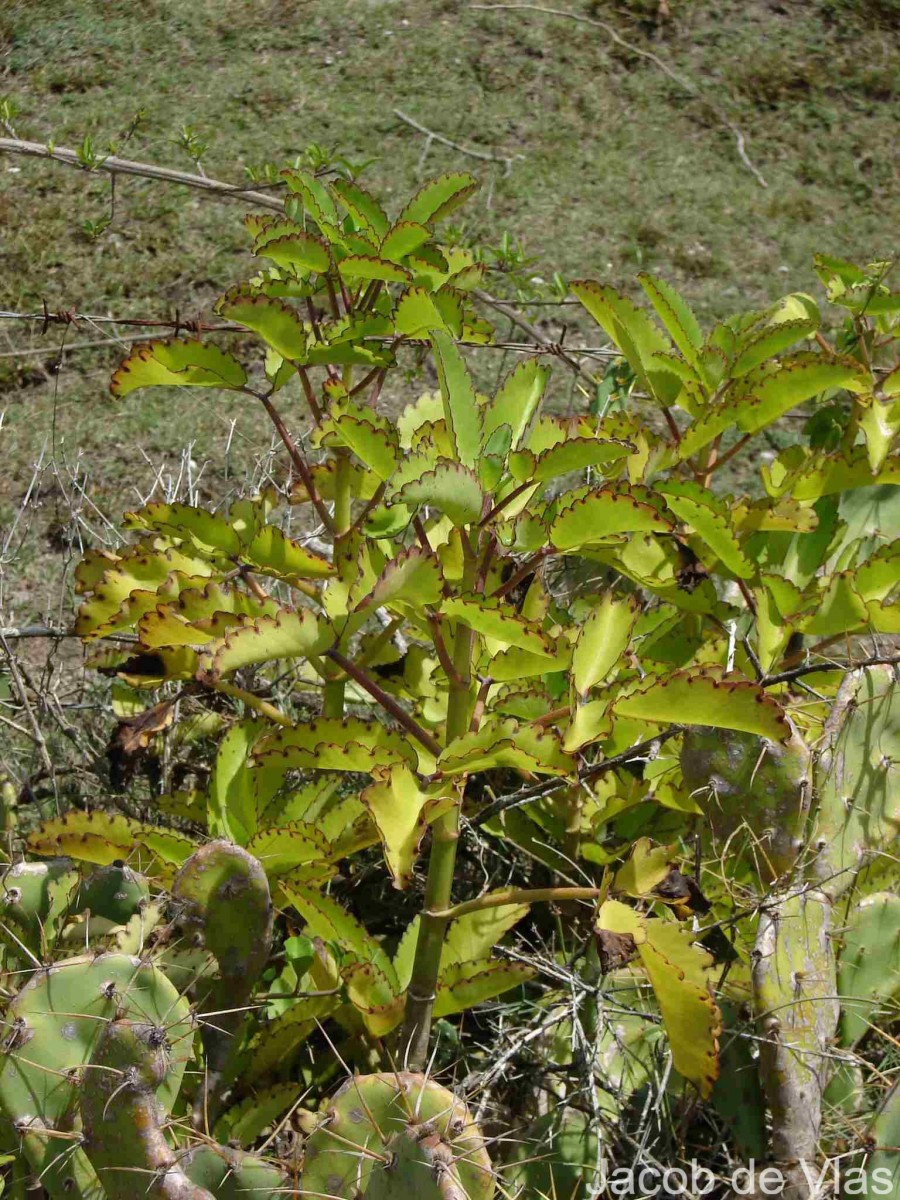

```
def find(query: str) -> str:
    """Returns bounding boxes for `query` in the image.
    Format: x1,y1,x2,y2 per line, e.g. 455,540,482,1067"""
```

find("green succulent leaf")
433,959,534,1018
638,273,703,367
573,592,640,696
658,481,756,579
431,331,482,468
281,883,399,991
253,228,330,274
399,172,480,225
216,287,308,360
442,594,555,654
550,486,673,549
614,669,790,740
111,338,247,397
483,357,550,449
441,898,530,969
395,461,484,526
205,607,333,677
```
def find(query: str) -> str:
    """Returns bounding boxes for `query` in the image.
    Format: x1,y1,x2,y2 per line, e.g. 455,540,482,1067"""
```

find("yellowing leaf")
859,396,900,473
353,546,444,612
245,525,336,582
395,288,453,337
27,812,195,875
597,900,720,1096
439,718,571,776
614,669,789,740
563,699,613,752
254,718,419,773
801,572,868,638
360,765,453,889
679,359,867,458
790,447,900,502
442,595,555,655
322,413,399,480
485,641,572,682
396,461,484,526
123,501,242,556
441,899,530,969
343,961,405,1035
206,608,332,678
75,550,215,639
614,839,672,898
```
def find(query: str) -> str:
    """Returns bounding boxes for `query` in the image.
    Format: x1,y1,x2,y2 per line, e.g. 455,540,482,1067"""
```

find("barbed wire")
0,307,619,364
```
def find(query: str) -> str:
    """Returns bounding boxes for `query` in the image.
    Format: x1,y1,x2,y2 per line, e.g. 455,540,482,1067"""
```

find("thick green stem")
401,558,476,1067
322,451,353,719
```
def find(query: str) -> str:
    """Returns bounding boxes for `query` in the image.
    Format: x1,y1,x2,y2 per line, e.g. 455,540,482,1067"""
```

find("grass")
0,0,897,622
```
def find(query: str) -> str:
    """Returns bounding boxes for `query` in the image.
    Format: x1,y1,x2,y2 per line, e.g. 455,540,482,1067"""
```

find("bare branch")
471,4,768,188
0,136,284,210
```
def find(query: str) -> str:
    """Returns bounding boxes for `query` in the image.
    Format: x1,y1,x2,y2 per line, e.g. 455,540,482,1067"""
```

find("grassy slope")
0,0,897,618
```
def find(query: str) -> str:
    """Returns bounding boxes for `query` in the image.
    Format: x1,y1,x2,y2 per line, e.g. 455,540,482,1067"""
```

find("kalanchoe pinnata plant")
3,155,898,1200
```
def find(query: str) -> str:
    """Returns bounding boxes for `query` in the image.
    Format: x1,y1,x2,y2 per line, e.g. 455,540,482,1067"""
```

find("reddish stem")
325,648,441,757
250,388,334,534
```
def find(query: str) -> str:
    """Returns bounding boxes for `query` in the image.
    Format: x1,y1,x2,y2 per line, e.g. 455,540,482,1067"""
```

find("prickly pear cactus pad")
0,858,78,958
178,1144,285,1200
752,888,839,1195
80,1018,207,1200
80,1018,285,1200
170,841,273,1120
302,1072,494,1200
365,1129,468,1199
838,891,900,1047
171,841,273,984
0,953,192,1127
813,665,900,896
0,953,193,1197
74,863,150,925
680,723,811,879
